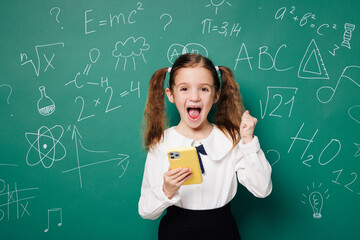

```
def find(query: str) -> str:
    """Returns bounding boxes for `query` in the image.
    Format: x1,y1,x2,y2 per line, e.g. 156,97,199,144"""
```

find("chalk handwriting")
275,6,337,37
259,87,298,119
85,2,144,34
201,19,241,37
25,125,66,168
20,42,64,76
234,42,293,72
167,43,208,64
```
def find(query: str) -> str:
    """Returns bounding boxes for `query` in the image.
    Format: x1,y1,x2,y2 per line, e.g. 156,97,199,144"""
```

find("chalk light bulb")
309,191,323,219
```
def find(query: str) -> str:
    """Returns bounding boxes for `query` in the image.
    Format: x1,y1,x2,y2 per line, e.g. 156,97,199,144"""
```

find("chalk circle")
89,48,100,64
316,86,335,104
167,43,208,64
348,105,360,124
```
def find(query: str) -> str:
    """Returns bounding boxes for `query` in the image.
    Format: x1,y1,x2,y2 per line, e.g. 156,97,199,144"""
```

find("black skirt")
158,202,241,240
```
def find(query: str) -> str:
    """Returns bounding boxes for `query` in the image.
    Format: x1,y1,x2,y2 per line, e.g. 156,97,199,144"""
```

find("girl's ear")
166,88,175,103
213,89,221,104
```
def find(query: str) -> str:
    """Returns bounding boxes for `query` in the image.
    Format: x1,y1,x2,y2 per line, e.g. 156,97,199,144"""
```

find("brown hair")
143,53,245,150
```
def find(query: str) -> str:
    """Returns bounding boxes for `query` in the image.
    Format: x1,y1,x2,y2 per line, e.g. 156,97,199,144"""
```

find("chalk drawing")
160,13,172,31
0,179,39,222
44,208,62,232
167,43,208,64
298,39,329,79
50,7,63,30
65,48,100,88
62,126,130,188
37,86,55,116
259,87,298,119
20,42,64,76
301,182,330,219
266,149,280,167
0,84,12,104
317,65,360,104
112,36,150,71
205,0,232,15
341,23,355,49
25,125,66,169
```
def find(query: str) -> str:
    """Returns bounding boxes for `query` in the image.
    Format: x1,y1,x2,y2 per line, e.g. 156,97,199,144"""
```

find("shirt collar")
164,125,233,161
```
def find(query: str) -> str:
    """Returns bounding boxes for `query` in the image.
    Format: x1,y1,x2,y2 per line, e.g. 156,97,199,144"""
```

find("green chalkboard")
1,0,359,239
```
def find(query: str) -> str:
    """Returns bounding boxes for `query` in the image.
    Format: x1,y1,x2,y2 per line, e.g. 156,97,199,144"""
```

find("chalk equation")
0,179,39,222
84,2,144,34
71,79,141,122
201,19,241,37
20,42,65,76
301,182,330,219
288,123,360,197
62,126,130,188
275,6,336,36
259,87,298,119
25,125,66,169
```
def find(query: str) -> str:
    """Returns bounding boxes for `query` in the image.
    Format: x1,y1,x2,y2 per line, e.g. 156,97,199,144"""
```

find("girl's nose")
189,89,200,101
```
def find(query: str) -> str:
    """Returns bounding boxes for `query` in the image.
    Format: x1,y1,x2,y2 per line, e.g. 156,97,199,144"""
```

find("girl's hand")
163,167,192,199
240,110,257,144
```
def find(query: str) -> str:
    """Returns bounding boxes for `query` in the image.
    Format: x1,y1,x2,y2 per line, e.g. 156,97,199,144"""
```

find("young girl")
138,53,272,239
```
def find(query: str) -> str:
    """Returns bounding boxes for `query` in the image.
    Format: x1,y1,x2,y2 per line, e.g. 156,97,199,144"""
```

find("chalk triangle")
298,39,329,79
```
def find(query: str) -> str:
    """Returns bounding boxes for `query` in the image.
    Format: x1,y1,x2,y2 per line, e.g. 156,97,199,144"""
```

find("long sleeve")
234,136,272,198
138,147,180,220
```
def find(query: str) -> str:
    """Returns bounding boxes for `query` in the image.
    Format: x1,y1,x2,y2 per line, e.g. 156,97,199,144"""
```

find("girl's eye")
180,87,188,91
201,88,209,92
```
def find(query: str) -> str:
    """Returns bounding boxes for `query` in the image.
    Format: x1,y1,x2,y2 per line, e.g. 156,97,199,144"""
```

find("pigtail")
215,66,245,147
143,68,169,150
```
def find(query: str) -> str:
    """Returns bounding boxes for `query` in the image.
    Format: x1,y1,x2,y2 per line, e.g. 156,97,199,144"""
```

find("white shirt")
138,125,272,220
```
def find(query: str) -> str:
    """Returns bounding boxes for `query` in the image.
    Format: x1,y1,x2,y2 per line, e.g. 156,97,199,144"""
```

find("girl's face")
166,66,220,134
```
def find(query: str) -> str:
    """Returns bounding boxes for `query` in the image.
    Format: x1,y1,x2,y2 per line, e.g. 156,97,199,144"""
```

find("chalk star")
354,143,360,157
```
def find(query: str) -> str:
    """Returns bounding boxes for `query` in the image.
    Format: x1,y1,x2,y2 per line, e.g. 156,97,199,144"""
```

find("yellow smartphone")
167,146,203,185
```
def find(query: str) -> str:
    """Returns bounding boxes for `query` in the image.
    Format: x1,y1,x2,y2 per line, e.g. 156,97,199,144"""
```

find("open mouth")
187,107,201,119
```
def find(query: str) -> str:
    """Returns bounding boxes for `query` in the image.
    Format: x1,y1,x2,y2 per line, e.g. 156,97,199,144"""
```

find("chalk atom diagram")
25,125,66,168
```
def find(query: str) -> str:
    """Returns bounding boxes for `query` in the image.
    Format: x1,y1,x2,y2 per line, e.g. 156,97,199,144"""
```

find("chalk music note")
44,208,63,232
316,65,360,103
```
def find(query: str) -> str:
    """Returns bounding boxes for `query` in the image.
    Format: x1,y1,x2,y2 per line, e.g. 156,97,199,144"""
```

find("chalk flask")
37,86,55,116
